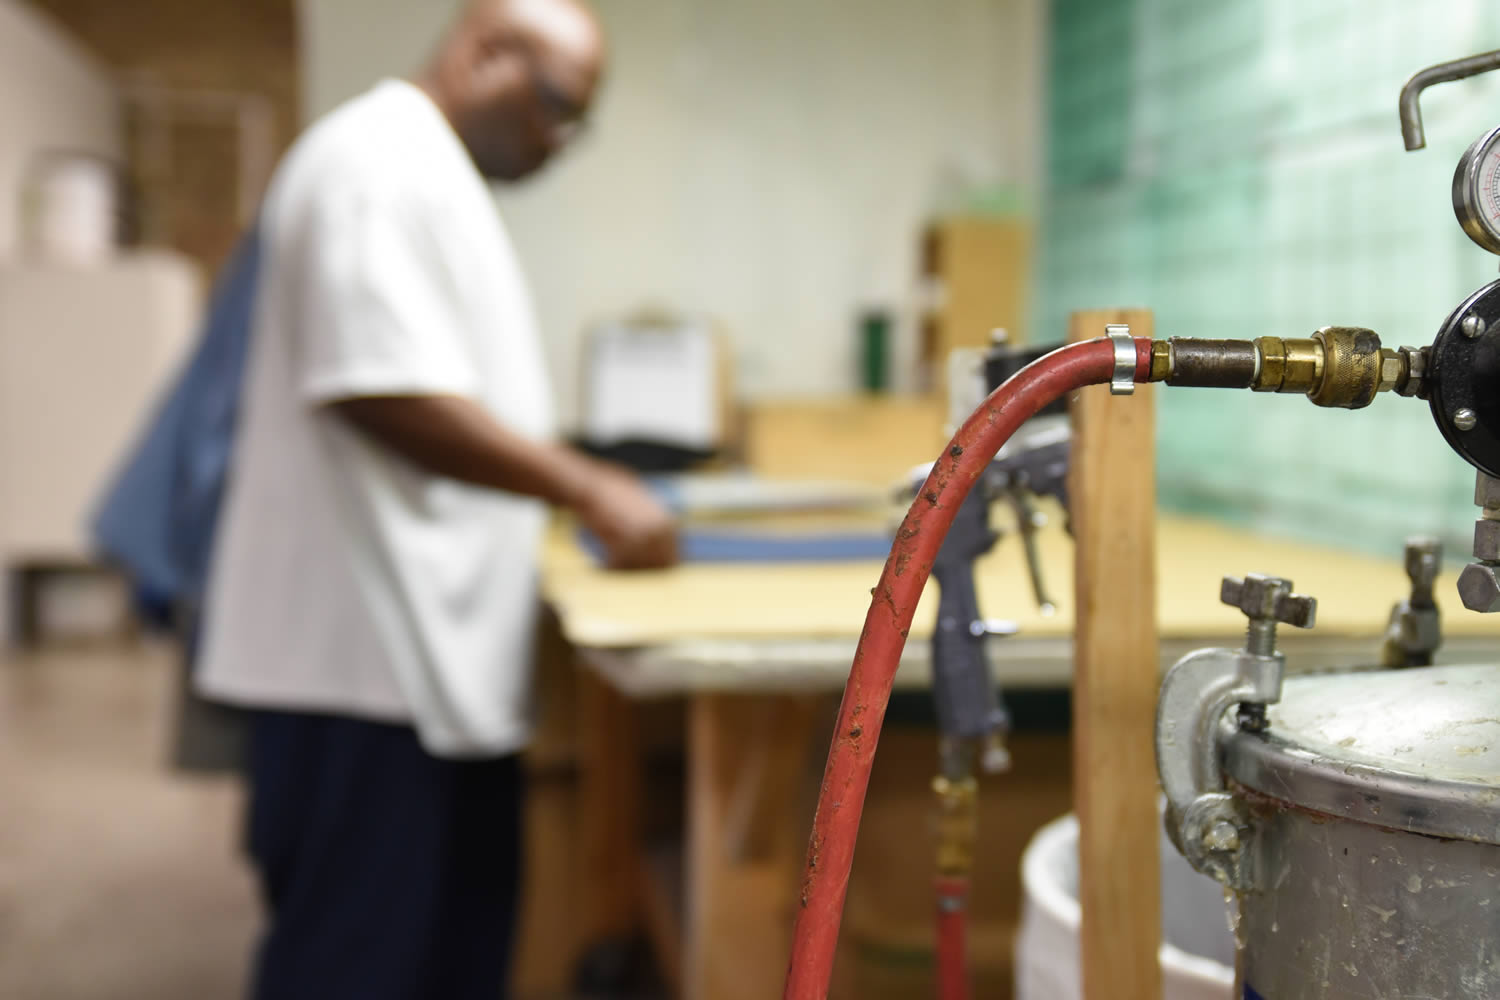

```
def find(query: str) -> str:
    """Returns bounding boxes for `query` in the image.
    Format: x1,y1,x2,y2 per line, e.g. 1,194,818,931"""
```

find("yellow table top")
541,510,1496,650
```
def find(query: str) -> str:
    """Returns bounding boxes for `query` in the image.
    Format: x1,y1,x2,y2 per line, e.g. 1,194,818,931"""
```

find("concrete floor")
0,643,259,999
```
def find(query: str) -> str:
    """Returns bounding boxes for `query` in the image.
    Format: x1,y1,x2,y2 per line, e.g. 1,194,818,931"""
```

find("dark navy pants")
245,709,523,1000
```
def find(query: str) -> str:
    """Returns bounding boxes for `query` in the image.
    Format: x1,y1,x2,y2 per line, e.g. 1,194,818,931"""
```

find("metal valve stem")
1399,49,1500,151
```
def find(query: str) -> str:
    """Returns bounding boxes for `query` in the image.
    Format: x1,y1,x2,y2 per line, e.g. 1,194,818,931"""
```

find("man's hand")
329,394,679,570
571,461,679,570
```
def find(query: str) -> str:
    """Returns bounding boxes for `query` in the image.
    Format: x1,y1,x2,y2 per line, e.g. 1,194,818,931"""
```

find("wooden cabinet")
919,217,1034,387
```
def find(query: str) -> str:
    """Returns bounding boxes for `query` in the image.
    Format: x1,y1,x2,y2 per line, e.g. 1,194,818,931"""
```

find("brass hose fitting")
932,774,978,877
1154,327,1408,410
1253,336,1324,396
1264,327,1394,408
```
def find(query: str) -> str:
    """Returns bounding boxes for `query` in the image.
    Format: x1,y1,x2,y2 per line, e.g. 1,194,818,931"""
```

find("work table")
543,511,1495,697
540,499,1494,1000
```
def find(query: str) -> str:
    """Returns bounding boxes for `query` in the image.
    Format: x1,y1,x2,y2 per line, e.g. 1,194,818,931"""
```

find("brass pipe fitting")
1252,336,1324,395
932,774,978,877
1376,348,1406,394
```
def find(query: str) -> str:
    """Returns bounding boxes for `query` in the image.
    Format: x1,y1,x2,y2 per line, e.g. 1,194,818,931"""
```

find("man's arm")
329,394,678,569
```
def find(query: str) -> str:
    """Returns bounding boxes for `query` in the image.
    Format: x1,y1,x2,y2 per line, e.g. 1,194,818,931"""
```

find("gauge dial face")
1454,126,1500,255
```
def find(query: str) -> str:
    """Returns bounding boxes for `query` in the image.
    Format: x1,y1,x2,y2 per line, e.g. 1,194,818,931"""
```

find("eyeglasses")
517,45,590,143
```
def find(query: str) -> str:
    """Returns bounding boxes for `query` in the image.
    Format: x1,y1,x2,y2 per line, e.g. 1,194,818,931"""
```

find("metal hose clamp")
1106,324,1136,395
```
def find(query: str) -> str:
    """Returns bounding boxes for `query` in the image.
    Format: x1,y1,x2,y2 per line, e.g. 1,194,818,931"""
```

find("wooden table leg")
685,693,819,1000
578,666,645,945
1067,308,1162,1000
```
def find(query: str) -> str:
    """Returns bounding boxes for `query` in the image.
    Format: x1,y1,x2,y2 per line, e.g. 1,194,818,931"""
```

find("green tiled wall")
1039,0,1500,555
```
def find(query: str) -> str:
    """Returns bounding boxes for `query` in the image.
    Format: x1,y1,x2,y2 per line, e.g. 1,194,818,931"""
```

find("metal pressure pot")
1157,573,1500,999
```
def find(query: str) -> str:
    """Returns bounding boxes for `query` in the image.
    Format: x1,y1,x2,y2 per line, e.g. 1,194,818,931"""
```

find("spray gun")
919,416,1069,770
915,334,1074,770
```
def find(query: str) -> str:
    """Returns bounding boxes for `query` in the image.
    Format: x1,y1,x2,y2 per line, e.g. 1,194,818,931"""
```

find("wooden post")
1067,309,1162,1000
686,694,817,1000
577,667,644,944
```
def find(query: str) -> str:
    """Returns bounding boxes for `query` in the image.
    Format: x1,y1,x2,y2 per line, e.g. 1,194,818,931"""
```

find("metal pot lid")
1223,663,1500,844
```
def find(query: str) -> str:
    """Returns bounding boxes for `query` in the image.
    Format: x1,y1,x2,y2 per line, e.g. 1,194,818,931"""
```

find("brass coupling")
932,774,978,877
1256,328,1403,408
1153,327,1409,410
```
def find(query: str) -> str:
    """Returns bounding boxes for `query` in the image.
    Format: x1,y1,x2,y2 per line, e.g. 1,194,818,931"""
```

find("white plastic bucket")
1016,813,1235,1000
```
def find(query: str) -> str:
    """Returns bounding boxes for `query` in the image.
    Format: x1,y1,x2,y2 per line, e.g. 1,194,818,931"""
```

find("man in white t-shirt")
195,1,675,995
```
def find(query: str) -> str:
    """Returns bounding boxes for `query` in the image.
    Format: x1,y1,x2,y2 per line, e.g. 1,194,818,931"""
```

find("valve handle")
1220,574,1317,629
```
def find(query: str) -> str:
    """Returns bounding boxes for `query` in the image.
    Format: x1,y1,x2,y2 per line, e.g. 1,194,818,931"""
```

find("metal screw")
1457,563,1500,613
1245,619,1277,657
1456,408,1479,432
1463,314,1488,339
1203,821,1241,853
1220,575,1315,743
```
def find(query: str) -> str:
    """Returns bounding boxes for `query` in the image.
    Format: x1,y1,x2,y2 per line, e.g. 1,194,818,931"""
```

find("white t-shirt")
196,80,555,758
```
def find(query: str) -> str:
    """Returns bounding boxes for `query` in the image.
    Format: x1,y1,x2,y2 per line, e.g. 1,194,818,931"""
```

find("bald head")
421,0,605,181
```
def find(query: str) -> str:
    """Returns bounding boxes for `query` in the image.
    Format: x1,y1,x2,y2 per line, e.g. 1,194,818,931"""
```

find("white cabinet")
0,252,200,640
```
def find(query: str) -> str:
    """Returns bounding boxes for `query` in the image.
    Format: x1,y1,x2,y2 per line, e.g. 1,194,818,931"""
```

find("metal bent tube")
1399,49,1500,151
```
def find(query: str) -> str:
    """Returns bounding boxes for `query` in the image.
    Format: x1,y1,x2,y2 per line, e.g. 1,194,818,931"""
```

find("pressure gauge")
1453,125,1500,254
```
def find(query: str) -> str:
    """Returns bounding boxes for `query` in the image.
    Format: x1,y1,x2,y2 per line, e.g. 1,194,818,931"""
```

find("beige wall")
0,1,120,260
300,0,1044,422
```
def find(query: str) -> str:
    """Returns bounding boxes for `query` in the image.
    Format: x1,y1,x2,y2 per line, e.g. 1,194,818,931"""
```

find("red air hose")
935,876,970,1000
782,337,1152,1000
